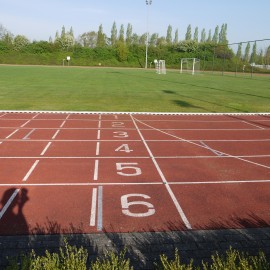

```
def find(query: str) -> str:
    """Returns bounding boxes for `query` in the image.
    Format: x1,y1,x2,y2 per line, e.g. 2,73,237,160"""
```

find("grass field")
0,65,269,112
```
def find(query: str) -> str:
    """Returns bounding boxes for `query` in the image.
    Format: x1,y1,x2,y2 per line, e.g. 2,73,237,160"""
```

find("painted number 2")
121,194,155,217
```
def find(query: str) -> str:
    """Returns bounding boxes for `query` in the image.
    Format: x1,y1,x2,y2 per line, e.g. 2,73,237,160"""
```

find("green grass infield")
0,65,269,112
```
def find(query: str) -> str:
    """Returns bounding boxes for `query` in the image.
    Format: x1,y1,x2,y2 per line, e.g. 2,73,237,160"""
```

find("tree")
166,25,172,44
126,23,133,45
174,29,179,45
96,24,106,47
207,29,212,43
78,31,97,48
185,24,192,40
236,43,242,60
193,27,199,42
244,42,250,63
250,42,257,63
119,24,125,43
200,28,206,43
150,33,158,46
219,23,228,44
212,25,219,44
13,35,30,51
111,21,117,46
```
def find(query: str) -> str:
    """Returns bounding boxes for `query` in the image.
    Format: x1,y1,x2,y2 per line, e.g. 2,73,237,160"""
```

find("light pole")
145,0,152,69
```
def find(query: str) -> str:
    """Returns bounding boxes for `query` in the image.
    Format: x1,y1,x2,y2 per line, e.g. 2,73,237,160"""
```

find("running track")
0,111,269,236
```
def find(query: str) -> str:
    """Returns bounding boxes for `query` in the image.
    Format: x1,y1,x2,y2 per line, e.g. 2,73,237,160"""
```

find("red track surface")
0,112,269,235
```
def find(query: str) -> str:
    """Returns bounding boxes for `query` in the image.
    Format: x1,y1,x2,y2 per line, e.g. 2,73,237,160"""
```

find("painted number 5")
116,163,141,176
121,194,155,217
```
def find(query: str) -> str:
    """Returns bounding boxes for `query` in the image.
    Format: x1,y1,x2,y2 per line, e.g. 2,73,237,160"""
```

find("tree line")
0,22,269,70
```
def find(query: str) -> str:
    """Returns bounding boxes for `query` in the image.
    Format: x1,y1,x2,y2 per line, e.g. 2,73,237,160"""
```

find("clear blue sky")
1,0,270,43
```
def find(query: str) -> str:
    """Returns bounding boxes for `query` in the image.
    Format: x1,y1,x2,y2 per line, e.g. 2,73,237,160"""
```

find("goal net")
180,58,200,75
154,59,166,74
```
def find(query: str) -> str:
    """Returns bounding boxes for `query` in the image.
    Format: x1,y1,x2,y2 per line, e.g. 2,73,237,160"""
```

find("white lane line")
20,120,32,127
242,120,265,130
96,142,100,156
32,113,39,119
133,117,270,170
93,160,99,181
5,129,19,139
40,142,52,156
0,189,20,220
23,129,36,140
22,160,39,182
97,130,101,140
1,179,270,187
99,114,102,120
97,186,103,231
0,113,7,118
90,188,97,226
200,141,224,156
98,121,101,128
60,121,66,128
52,130,60,139
131,115,192,230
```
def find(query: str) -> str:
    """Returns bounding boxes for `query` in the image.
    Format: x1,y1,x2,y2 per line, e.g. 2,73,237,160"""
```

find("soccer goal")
154,59,166,74
180,58,200,75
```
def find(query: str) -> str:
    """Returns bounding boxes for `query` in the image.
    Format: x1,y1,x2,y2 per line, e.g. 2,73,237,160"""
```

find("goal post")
154,59,166,74
180,58,200,75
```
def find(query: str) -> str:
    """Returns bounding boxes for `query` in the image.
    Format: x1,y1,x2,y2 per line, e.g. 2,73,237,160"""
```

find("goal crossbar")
180,58,200,75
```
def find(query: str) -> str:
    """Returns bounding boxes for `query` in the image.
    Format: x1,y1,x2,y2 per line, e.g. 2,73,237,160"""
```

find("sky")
1,0,270,44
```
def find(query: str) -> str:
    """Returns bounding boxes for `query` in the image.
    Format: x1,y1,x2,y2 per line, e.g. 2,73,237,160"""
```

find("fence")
200,39,270,77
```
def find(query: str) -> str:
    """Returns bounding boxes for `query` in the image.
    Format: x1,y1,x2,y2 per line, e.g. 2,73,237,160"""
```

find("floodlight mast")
145,0,152,69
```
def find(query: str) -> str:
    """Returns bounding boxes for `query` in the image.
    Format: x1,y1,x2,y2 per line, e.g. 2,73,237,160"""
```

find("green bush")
5,242,270,270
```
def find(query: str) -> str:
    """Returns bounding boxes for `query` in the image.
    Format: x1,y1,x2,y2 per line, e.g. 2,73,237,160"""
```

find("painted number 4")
121,194,155,217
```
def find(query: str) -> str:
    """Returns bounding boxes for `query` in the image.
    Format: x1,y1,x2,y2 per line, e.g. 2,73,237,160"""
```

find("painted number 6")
121,194,155,217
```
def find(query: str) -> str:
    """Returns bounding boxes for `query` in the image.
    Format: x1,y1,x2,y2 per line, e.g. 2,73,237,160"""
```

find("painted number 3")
121,194,155,217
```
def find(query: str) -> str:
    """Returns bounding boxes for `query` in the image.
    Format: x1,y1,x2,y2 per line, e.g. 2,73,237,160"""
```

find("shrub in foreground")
5,241,270,270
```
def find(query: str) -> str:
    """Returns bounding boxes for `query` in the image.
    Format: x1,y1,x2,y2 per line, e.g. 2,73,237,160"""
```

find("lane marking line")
0,113,7,118
0,189,20,220
98,121,101,129
23,129,36,140
40,142,52,156
20,120,31,127
96,142,100,156
90,188,97,226
93,160,99,181
22,160,39,182
200,141,224,156
133,117,270,170
60,121,66,128
242,120,265,130
32,113,39,119
97,186,103,231
5,129,19,139
131,115,192,230
52,130,60,139
97,130,101,140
